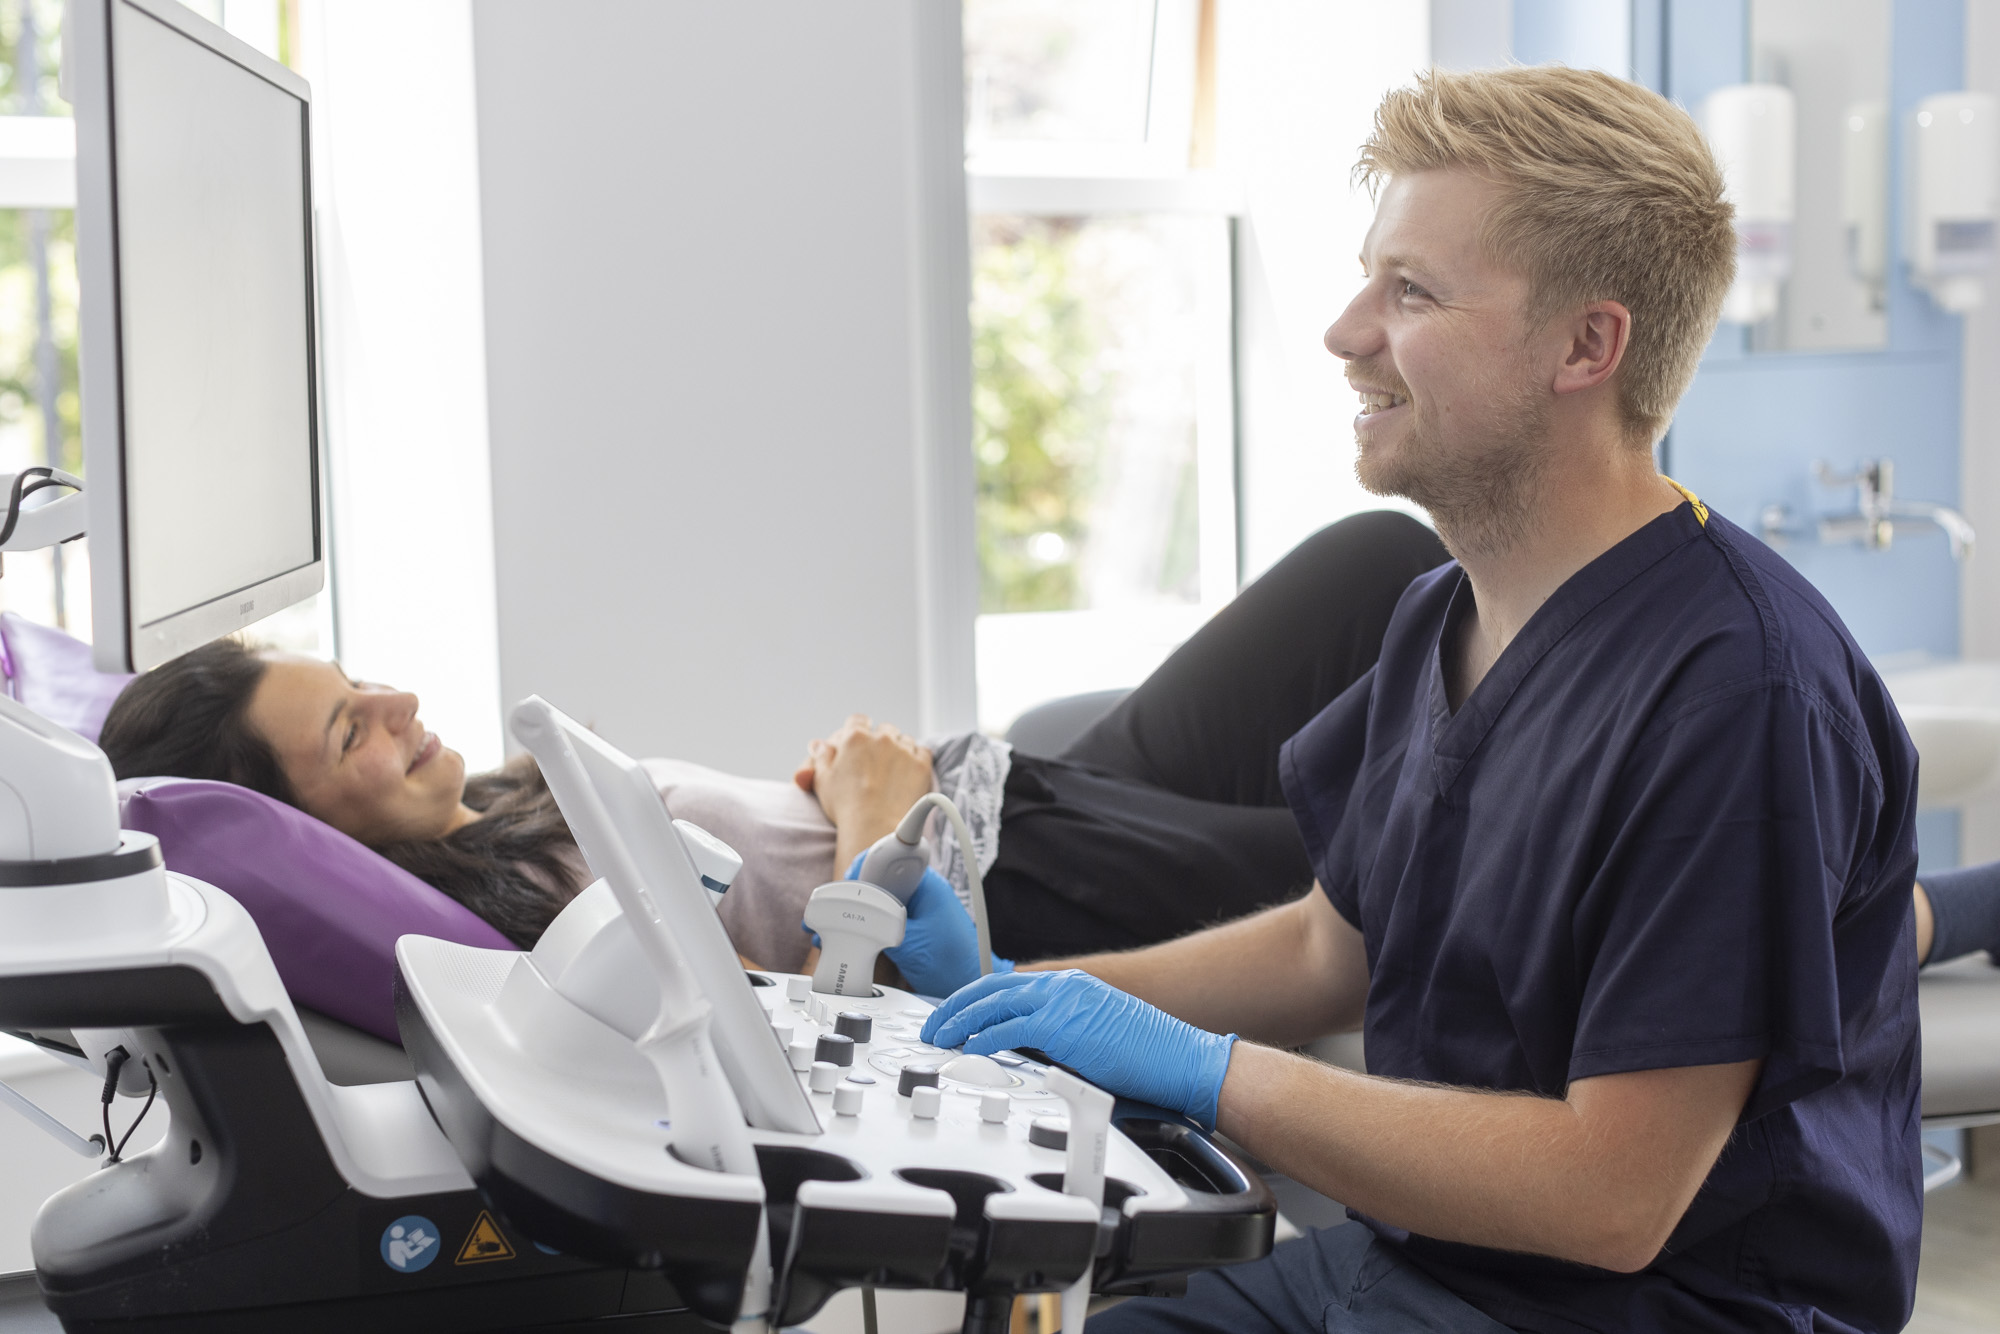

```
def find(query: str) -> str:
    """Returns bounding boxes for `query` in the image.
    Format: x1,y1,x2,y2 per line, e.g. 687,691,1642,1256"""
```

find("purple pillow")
119,778,514,1042
0,611,134,742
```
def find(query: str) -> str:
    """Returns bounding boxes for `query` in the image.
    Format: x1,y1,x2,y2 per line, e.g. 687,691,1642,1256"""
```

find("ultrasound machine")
0,3,1275,1330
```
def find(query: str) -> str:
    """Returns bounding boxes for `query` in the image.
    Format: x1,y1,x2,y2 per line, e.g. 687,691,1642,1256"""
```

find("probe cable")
0,465,83,547
894,792,996,976
99,1047,159,1165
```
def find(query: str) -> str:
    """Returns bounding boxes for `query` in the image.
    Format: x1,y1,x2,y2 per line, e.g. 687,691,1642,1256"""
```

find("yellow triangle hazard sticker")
455,1210,516,1266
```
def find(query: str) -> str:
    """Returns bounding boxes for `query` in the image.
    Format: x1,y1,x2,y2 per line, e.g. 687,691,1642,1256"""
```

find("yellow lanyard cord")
1664,477,1708,525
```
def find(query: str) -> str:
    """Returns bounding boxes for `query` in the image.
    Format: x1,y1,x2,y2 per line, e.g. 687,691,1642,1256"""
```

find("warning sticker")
455,1210,516,1266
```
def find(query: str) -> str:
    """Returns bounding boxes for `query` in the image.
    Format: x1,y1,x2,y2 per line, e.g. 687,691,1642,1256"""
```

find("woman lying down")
96,512,2000,991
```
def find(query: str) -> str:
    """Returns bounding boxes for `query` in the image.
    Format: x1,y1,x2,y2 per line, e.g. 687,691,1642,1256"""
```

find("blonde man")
926,67,1921,1333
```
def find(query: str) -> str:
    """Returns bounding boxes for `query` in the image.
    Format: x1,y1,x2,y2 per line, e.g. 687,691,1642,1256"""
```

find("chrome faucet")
1760,459,1975,561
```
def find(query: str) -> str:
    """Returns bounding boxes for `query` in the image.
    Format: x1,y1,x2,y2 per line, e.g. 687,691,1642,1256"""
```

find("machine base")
45,1269,700,1334
1,1269,701,1334
11,970,689,1334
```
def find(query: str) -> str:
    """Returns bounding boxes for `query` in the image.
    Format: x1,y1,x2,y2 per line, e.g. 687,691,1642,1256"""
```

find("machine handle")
1111,1108,1269,1212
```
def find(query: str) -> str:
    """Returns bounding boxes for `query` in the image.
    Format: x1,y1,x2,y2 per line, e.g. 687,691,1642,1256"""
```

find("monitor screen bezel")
76,0,326,674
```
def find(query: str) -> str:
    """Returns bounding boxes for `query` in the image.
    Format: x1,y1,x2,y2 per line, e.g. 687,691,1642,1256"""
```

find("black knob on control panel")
897,1064,941,1097
1028,1116,1070,1151
814,1033,855,1068
834,1011,873,1044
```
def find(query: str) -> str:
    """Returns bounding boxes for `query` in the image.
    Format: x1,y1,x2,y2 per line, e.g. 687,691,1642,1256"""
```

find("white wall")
297,1,505,770
1960,0,2000,865
1219,1,1433,581
1431,0,1512,71
471,1,975,776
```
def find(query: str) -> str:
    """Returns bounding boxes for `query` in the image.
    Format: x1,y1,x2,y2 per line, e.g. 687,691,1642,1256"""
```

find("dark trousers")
1089,1222,1511,1333
983,511,1450,962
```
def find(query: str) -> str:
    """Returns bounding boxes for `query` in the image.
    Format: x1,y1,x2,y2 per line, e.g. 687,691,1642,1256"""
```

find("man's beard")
1352,374,1554,561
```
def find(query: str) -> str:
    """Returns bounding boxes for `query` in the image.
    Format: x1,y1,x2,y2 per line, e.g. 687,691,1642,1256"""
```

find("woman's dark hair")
373,755,579,947
98,638,580,947
99,637,301,804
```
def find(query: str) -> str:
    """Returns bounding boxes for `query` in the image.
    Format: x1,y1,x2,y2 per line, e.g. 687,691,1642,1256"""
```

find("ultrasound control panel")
402,696,1277,1330
397,938,1277,1330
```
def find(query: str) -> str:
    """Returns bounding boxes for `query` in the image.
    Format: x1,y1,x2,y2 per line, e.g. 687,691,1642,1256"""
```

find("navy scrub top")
1279,500,1921,1334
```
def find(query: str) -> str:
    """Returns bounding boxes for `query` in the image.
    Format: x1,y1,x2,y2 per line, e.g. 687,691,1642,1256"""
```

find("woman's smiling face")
244,653,474,845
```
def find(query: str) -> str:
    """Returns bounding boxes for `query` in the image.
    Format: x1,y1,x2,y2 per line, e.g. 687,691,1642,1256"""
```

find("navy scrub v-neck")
1279,499,1921,1334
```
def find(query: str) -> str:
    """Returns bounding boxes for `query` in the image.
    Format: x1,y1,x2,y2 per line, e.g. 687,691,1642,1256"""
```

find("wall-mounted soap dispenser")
1906,92,1997,313
1703,84,1798,324
1843,100,1890,311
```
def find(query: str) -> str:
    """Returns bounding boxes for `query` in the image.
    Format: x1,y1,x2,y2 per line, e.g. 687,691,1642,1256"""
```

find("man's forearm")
1020,891,1367,1048
1218,1044,1760,1273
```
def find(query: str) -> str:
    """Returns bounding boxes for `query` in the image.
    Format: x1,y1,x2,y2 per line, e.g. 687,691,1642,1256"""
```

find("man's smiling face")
1323,168,1561,549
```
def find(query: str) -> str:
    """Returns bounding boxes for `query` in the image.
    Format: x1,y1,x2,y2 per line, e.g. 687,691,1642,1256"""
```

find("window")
0,0,328,656
0,0,80,636
964,0,1238,733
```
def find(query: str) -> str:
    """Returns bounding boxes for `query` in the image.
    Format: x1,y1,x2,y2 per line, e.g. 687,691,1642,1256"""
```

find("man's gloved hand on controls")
844,855,1012,999
920,969,1237,1132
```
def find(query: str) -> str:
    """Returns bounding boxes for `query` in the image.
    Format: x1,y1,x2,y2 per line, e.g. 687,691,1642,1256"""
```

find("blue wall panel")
1665,0,1750,109
1672,354,1961,658
1631,0,1668,90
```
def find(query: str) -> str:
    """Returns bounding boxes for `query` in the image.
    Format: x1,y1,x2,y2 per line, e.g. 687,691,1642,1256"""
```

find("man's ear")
1552,300,1631,397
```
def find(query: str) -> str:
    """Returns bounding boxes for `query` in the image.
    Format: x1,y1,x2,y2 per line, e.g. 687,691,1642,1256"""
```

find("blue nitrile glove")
845,854,1012,998
920,969,1237,1131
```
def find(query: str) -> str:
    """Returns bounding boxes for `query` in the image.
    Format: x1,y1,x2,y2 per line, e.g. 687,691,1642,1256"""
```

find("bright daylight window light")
963,0,1239,735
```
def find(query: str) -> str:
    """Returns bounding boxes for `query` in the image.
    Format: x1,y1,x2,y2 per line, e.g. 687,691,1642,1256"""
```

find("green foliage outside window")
971,216,1104,614
0,0,79,479
0,210,79,475
0,0,62,114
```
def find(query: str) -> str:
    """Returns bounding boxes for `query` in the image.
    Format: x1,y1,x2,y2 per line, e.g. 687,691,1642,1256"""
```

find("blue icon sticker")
379,1215,441,1273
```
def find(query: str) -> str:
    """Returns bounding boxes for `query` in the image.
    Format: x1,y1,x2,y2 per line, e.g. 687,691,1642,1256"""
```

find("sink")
1881,661,2000,809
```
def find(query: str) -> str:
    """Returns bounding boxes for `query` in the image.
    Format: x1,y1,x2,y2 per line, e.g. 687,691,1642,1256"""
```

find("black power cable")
98,1047,126,1156
0,466,80,547
98,1047,159,1165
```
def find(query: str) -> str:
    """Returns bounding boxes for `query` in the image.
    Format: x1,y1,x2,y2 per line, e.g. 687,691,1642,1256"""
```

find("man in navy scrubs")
925,65,1922,1333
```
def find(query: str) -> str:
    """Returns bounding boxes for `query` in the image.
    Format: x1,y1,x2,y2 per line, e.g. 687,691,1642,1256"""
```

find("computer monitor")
72,0,324,673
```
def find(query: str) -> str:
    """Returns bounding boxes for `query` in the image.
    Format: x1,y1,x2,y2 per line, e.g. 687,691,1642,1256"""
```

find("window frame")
0,116,76,207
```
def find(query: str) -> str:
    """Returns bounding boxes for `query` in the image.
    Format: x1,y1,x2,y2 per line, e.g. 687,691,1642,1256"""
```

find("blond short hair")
1357,66,1735,447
